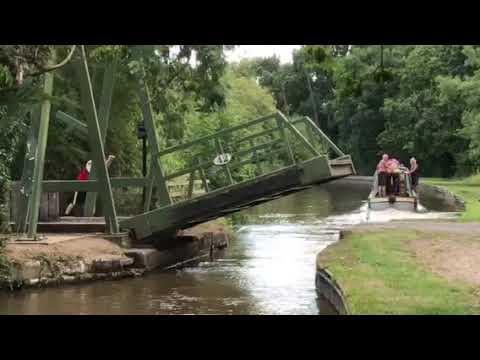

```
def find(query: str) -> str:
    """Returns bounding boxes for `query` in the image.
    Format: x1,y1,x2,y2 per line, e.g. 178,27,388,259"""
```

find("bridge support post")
277,112,320,157
78,46,119,234
83,59,117,217
137,79,172,208
276,116,296,165
186,171,195,199
215,138,234,185
16,105,41,234
143,166,155,212
18,52,56,240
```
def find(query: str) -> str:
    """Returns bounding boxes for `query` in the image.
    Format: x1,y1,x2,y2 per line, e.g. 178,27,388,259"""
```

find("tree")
378,45,472,177
0,45,235,228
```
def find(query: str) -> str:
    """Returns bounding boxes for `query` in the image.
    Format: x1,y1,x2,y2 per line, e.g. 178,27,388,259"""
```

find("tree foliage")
5,44,480,232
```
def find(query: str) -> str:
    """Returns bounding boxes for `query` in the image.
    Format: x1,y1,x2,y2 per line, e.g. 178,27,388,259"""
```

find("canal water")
0,180,456,315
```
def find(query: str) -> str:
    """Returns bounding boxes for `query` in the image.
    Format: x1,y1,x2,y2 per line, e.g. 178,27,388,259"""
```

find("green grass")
424,175,480,221
319,230,480,315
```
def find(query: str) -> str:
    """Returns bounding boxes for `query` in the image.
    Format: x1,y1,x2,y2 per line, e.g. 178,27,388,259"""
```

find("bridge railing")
9,111,347,223
154,111,346,202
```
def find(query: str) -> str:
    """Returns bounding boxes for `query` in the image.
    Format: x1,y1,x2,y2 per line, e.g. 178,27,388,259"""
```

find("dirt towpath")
6,234,128,264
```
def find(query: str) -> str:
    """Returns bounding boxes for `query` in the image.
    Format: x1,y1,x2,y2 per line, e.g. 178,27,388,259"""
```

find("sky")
225,45,302,64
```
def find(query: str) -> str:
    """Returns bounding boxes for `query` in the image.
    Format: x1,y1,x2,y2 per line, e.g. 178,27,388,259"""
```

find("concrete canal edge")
315,242,351,315
418,183,466,211
0,230,231,291
124,232,229,271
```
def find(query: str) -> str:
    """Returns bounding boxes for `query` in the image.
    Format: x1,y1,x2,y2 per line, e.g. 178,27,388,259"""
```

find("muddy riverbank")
0,219,233,291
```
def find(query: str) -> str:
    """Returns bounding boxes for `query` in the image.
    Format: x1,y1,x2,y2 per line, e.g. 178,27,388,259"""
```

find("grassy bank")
424,175,480,221
318,229,480,315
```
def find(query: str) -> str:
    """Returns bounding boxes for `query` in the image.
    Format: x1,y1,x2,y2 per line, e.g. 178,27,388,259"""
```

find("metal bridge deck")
119,156,355,246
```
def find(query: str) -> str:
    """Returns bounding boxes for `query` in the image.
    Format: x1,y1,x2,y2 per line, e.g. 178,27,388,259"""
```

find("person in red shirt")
65,156,115,215
77,160,91,181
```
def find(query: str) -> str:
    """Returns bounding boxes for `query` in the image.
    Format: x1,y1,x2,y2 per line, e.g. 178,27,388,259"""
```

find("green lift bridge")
9,45,356,249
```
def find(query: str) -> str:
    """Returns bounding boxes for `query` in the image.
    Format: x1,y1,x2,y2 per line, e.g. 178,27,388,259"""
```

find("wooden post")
78,46,119,234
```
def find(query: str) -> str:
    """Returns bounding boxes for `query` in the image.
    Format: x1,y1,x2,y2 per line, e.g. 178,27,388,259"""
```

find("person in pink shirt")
386,157,400,195
376,154,389,197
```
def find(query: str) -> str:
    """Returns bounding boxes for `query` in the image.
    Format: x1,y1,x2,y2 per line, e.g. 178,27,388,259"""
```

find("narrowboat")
367,170,418,212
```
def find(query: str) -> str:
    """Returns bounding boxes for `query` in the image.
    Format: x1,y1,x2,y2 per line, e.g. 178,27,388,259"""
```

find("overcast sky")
225,45,302,64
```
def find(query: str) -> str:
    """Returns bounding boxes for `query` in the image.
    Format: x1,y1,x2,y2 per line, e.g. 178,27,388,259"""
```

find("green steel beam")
25,53,56,239
143,173,155,212
197,158,210,193
233,138,283,159
236,145,287,169
292,117,317,151
303,116,345,157
165,163,208,182
16,105,41,234
186,171,195,199
276,112,320,157
234,127,279,145
250,139,263,175
276,116,296,165
56,111,88,135
84,59,117,217
78,46,118,234
215,138,233,185
157,113,277,157
163,138,283,182
211,146,288,175
137,79,172,207
11,178,149,193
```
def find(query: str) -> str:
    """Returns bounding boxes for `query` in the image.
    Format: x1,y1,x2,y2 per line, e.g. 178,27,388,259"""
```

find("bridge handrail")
157,111,351,193
291,116,345,158
156,113,278,158
19,112,348,211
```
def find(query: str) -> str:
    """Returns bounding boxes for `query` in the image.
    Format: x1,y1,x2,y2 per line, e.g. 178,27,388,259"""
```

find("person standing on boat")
386,157,400,196
409,157,419,194
376,154,389,197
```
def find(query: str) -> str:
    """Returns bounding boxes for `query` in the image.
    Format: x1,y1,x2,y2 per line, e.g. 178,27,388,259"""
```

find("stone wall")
418,183,466,212
1,231,231,291
2,256,143,290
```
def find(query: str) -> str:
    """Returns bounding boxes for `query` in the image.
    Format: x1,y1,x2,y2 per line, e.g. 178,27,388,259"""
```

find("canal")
0,180,455,315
